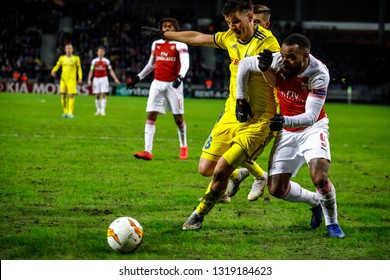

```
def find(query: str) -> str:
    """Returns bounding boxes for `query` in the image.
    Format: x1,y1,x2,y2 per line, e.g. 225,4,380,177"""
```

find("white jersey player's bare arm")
236,55,326,128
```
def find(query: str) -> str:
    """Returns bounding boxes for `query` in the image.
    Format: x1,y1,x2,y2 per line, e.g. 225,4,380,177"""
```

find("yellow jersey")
213,25,280,118
52,55,82,82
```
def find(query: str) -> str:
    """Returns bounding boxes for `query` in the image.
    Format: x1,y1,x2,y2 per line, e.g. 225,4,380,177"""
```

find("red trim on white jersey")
91,57,111,78
272,54,330,132
151,40,188,82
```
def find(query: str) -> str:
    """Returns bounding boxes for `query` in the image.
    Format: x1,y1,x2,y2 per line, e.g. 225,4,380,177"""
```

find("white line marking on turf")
0,133,193,142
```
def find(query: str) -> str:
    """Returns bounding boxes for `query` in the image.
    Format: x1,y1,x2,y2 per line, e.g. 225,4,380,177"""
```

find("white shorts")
146,79,184,115
92,77,109,94
268,117,331,177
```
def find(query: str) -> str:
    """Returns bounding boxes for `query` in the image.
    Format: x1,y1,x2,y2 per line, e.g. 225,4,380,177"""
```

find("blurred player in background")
51,43,82,118
127,18,190,160
236,34,345,238
141,0,280,229
87,46,120,116
142,0,278,211
253,4,271,29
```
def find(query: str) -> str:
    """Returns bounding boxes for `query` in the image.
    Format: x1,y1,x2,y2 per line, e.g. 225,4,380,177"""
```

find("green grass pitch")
0,92,389,260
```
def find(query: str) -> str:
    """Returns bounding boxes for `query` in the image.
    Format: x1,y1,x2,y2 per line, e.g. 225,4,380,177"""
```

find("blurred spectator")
205,79,213,89
12,71,20,82
21,72,28,83
0,0,388,93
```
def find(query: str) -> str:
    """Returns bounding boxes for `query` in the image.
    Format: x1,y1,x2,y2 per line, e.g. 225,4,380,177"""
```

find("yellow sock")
243,162,264,178
68,97,75,115
196,181,224,216
229,169,239,182
61,97,68,114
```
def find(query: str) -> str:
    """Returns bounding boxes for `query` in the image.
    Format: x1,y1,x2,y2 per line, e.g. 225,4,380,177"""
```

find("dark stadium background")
1,0,389,103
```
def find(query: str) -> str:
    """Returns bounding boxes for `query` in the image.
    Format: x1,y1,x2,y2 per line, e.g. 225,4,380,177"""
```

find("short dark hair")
159,18,180,31
97,45,105,51
222,0,253,17
283,33,311,52
253,4,271,15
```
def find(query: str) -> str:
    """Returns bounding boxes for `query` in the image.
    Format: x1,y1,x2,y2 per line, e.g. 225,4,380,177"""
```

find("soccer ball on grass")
107,216,144,253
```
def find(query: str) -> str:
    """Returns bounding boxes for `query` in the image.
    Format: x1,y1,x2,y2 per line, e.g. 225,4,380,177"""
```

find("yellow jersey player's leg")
201,109,268,203
59,79,68,118
66,78,77,118
67,95,76,118
184,144,248,230
183,117,275,230
199,111,249,203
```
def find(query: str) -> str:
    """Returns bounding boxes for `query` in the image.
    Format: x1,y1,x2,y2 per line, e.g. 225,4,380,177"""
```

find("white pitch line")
0,133,192,142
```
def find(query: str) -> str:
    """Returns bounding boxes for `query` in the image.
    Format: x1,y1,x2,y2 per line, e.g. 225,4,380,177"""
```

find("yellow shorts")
230,113,276,163
60,78,77,94
201,110,239,162
202,110,275,164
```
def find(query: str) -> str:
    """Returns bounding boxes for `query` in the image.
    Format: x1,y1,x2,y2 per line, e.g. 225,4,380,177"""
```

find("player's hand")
141,26,165,40
78,79,82,85
172,75,183,88
114,79,120,85
50,72,56,77
257,49,273,72
236,99,253,123
269,114,284,131
126,76,140,89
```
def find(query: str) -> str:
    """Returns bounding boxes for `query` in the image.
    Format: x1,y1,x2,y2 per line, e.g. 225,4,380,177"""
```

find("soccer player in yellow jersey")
51,43,82,118
142,0,280,230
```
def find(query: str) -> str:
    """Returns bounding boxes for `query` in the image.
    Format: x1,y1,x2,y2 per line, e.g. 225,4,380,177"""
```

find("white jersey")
138,39,189,82
237,53,330,132
268,54,331,176
138,40,190,115
271,53,330,132
90,57,112,78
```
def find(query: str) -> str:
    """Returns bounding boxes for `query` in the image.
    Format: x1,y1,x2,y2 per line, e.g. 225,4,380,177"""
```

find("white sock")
177,122,187,147
317,182,338,226
145,122,155,154
95,99,100,112
282,181,319,207
101,98,106,113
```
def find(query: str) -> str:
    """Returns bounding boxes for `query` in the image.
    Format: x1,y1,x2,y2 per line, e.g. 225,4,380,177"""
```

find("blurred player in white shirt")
87,46,120,116
127,18,190,160
236,34,345,238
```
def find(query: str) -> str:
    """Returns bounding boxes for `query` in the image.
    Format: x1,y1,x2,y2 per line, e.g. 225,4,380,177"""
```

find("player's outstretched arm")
164,31,215,47
141,26,215,47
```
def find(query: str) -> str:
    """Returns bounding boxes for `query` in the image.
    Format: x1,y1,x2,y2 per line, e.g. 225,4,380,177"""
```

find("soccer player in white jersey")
87,46,120,116
236,33,345,238
127,18,190,160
